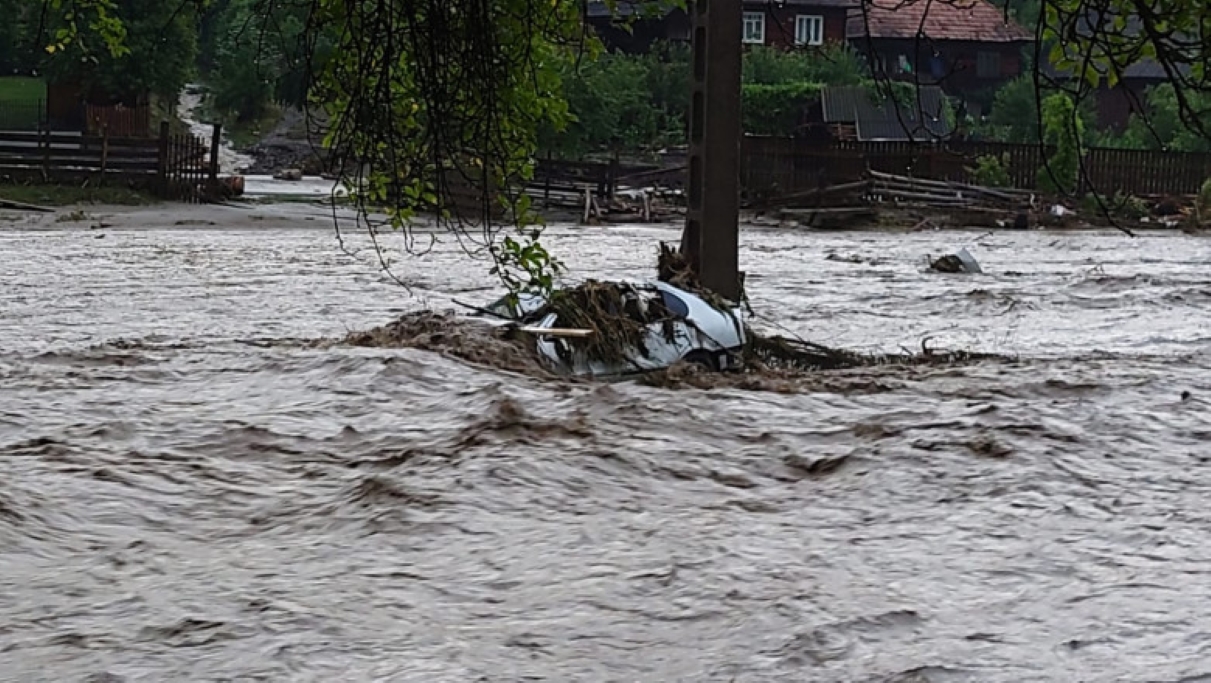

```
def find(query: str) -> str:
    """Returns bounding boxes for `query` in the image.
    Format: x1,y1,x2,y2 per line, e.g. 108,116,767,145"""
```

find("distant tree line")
540,42,891,159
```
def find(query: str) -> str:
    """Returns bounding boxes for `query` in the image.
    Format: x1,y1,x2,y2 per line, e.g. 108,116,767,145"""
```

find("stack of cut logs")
751,170,1037,230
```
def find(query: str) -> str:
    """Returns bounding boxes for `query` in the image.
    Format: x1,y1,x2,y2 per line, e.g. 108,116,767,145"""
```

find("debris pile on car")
345,243,1004,381
466,273,748,378
543,280,678,366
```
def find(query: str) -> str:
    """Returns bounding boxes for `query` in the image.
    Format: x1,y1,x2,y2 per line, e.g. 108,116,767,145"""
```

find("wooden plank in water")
513,326,593,338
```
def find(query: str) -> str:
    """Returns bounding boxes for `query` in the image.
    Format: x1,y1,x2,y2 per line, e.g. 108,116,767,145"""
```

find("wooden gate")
155,121,220,203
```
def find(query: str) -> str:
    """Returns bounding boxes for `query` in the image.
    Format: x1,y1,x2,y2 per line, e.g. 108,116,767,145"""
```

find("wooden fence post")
157,120,170,197
99,124,110,183
40,125,50,181
209,123,222,184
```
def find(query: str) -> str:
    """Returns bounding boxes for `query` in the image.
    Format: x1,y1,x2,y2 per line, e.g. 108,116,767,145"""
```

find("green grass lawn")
0,77,47,129
0,76,46,104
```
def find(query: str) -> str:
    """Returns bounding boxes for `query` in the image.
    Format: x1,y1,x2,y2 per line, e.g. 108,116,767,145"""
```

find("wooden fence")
741,137,1211,197
531,157,666,201
85,103,151,138
0,122,220,202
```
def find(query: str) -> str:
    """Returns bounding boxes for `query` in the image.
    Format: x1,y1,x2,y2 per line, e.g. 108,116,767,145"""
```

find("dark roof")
587,0,854,19
847,0,1033,43
822,85,953,141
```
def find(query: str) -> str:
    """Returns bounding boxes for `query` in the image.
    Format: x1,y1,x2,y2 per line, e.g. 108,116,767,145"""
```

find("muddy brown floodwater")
2,208,1211,682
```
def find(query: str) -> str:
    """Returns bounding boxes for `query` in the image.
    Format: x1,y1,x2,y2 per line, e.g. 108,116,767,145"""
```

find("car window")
483,296,513,317
660,290,690,317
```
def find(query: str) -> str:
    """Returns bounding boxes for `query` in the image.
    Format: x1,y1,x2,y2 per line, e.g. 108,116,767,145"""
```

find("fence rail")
741,137,1211,197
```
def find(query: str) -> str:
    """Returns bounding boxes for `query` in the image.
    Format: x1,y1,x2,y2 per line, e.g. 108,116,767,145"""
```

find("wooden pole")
41,125,50,181
100,124,109,181
209,123,222,183
682,0,742,301
157,120,170,197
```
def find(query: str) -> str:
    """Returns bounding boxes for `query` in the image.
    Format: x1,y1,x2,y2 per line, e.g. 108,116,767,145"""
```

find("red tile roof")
847,0,1034,43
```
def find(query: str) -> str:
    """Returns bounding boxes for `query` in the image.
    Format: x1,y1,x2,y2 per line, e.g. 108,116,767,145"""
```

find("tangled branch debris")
656,241,695,291
745,334,1003,373
543,280,676,365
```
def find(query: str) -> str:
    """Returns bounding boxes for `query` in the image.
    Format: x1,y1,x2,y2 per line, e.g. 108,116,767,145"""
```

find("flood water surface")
2,217,1210,682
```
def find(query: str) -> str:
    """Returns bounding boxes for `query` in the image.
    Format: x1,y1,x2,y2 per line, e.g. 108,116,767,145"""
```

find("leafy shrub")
1081,191,1149,220
1113,191,1149,219
742,44,865,86
1198,178,1211,218
1037,93,1083,194
741,82,824,136
967,153,1012,187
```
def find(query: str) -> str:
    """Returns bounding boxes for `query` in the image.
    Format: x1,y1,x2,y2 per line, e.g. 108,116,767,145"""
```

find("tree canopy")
40,0,197,103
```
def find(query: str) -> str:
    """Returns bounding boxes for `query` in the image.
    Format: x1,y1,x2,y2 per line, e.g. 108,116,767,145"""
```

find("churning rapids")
2,206,1210,682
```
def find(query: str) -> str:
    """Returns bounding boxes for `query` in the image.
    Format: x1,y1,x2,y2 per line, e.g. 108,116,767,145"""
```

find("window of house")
977,51,1001,78
795,15,824,46
742,12,765,44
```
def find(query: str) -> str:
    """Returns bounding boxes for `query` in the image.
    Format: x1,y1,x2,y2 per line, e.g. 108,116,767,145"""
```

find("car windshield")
659,290,691,318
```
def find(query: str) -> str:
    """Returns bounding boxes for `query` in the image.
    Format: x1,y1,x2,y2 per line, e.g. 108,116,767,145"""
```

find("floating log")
871,187,970,205
868,170,1033,202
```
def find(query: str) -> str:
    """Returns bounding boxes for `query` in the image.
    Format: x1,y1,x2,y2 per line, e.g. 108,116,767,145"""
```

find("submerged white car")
475,281,746,377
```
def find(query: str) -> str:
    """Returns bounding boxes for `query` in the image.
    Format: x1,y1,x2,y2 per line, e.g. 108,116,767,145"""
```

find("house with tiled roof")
586,0,857,54
847,0,1033,106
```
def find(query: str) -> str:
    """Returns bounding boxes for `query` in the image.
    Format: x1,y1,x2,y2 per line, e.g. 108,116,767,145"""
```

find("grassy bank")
0,76,47,129
0,76,45,103
0,184,157,207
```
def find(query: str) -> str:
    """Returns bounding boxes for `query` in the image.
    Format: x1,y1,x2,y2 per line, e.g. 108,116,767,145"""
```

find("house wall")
750,6,849,49
590,5,849,54
1094,80,1154,131
854,38,1027,93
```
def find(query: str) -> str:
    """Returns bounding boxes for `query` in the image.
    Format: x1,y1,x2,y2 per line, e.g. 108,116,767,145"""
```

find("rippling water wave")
2,215,1210,682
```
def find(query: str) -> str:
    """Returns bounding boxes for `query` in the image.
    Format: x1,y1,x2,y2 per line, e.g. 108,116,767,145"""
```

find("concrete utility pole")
680,0,742,302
